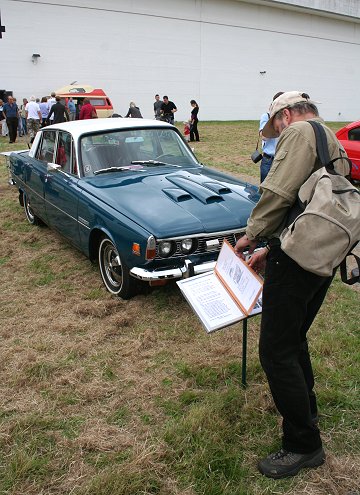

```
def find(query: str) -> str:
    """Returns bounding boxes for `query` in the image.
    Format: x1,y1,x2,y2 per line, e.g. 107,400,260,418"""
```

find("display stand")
241,318,248,388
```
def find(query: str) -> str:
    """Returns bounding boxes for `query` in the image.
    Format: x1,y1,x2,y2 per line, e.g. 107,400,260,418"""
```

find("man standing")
153,94,162,120
2,96,19,143
235,92,349,479
20,98,28,135
47,96,69,124
160,96,177,124
25,96,42,143
68,97,76,121
47,92,56,124
258,91,283,182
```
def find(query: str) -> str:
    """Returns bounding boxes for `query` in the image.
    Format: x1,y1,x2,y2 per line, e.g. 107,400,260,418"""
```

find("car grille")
155,232,241,259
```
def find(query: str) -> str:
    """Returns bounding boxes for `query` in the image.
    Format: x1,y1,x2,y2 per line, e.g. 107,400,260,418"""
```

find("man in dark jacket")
47,96,69,124
2,96,19,143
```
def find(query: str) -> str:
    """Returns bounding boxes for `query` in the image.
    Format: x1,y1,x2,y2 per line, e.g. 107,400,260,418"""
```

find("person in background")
13,98,24,137
39,97,49,128
160,96,177,124
190,99,200,142
47,96,69,124
3,96,19,144
234,91,350,480
68,97,76,121
79,98,97,120
25,96,42,143
258,91,284,182
0,99,6,137
20,98,28,135
47,92,56,124
125,101,143,118
154,94,162,120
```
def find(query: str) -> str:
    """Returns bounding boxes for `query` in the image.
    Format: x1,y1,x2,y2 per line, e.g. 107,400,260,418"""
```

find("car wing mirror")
47,162,61,172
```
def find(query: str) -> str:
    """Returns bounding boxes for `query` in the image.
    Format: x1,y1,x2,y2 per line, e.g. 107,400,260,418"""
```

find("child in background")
183,121,191,142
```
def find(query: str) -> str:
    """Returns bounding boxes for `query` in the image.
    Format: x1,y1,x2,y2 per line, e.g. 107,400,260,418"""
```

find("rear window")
348,128,360,141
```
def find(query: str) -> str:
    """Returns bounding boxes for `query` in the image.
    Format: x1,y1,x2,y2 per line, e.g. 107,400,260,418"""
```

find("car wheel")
23,192,42,225
98,236,137,299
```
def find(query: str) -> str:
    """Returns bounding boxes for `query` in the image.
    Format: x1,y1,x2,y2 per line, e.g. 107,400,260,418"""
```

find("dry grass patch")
0,127,359,494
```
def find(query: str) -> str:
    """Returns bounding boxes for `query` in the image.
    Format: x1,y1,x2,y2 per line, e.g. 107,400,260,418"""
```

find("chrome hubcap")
103,243,122,287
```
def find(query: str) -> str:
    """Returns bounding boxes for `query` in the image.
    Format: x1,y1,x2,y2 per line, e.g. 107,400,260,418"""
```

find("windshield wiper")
94,166,135,175
131,160,179,167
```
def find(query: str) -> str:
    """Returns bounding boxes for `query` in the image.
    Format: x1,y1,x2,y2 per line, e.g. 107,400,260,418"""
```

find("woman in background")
190,100,200,142
125,102,142,118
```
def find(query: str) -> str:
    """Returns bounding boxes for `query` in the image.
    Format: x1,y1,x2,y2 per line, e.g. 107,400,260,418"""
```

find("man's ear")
283,108,292,122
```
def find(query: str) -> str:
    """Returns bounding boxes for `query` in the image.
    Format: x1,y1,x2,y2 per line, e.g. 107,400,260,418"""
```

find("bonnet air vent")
163,188,192,202
202,182,232,194
166,175,223,204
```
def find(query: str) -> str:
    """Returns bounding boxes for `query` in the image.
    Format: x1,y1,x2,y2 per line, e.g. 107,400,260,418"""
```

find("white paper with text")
215,240,262,314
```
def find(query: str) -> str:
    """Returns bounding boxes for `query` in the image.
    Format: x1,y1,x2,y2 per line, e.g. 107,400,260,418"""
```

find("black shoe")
258,447,325,479
9,141,14,144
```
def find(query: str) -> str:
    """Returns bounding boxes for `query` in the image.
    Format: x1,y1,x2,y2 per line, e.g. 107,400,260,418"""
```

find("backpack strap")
308,120,353,175
340,250,360,285
308,120,331,167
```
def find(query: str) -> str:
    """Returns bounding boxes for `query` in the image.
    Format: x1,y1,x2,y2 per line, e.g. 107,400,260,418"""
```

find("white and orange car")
54,84,114,118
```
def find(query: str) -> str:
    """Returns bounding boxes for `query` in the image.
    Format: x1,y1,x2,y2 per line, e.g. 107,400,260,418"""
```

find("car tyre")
24,192,42,226
98,236,138,299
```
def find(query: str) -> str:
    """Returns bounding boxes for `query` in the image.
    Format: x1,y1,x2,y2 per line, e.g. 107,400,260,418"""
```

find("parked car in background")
5,119,259,298
54,84,114,118
336,121,360,182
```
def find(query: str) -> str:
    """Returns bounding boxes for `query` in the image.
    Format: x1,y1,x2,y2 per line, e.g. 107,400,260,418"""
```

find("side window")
56,131,77,175
56,131,71,172
348,128,360,141
36,131,57,163
89,98,105,106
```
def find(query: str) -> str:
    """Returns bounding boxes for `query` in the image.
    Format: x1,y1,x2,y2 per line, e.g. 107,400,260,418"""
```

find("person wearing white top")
47,92,56,122
25,96,42,142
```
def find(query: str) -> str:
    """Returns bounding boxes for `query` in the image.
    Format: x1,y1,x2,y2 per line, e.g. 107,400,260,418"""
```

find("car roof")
44,118,174,141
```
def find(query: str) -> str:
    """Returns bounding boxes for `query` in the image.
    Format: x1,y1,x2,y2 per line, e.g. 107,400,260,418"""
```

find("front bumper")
130,259,216,281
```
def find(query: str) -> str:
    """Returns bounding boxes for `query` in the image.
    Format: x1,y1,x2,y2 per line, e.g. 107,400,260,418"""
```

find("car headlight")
158,240,176,258
180,238,196,254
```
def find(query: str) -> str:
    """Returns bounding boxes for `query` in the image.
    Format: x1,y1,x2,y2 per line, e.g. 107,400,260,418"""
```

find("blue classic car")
6,119,259,298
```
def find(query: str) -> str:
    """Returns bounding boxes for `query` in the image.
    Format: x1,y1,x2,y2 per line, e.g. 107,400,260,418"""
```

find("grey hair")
130,101,136,107
274,101,319,121
29,95,36,101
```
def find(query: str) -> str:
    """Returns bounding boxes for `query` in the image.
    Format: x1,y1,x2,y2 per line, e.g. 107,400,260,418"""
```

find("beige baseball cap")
262,91,312,138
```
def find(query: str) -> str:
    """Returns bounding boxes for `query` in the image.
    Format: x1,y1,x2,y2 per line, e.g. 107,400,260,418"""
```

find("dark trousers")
6,117,19,142
190,121,199,141
259,245,333,454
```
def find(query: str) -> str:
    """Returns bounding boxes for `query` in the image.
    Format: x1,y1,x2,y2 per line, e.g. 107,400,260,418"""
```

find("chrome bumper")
130,259,216,281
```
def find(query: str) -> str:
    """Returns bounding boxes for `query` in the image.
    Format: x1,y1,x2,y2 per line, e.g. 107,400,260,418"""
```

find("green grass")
0,125,359,495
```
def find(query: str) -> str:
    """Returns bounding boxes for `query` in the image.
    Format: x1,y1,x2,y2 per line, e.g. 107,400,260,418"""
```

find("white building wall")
0,0,359,121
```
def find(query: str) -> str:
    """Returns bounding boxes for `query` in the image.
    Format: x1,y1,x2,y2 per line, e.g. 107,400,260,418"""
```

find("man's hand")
234,235,258,259
247,247,267,274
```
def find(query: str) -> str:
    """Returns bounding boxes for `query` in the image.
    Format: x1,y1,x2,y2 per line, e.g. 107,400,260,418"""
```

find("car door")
24,129,58,223
44,130,81,246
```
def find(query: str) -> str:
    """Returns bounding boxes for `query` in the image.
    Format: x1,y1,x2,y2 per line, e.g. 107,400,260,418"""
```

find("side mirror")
47,162,61,172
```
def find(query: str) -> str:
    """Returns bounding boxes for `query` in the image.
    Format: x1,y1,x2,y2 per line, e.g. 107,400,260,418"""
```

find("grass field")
0,121,359,495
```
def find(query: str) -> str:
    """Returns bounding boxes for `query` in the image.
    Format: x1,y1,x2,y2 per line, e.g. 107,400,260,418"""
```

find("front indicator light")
132,243,141,256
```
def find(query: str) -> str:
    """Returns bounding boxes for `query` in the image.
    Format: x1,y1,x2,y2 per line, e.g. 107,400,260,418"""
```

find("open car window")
80,128,198,177
36,130,57,163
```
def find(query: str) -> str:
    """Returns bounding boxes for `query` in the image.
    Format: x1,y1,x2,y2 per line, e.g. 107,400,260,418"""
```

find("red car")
336,121,360,181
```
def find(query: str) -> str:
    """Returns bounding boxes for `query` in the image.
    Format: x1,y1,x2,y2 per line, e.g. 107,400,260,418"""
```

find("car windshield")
80,128,199,176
